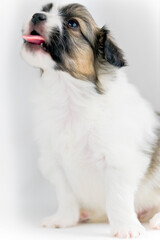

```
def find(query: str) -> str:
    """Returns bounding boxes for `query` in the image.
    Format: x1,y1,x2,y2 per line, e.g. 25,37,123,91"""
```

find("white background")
0,0,160,239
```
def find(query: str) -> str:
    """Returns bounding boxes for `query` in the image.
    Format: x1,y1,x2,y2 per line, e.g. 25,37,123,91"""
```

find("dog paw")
149,212,160,230
112,224,145,238
41,212,79,228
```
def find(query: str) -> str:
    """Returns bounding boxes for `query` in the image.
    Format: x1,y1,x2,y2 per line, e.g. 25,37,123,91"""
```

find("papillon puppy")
21,3,160,238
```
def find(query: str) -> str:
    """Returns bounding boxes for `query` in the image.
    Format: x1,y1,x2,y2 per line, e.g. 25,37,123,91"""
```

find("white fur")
31,68,160,237
21,6,160,238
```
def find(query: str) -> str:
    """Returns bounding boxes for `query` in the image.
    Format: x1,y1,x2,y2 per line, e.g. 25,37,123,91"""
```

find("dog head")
21,3,126,92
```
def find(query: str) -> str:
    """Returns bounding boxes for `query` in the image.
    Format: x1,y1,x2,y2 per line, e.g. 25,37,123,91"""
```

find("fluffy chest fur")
34,68,158,212
34,70,102,152
34,70,107,210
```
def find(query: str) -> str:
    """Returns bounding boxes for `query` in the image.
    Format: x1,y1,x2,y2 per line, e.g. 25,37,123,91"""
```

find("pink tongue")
22,35,45,45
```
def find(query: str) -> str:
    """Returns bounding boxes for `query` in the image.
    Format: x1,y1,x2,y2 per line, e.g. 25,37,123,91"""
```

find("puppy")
21,2,160,238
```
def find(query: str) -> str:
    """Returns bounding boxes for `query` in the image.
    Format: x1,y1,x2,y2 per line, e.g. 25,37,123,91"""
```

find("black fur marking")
105,37,126,67
97,27,127,67
47,26,73,67
47,28,64,64
62,25,73,55
42,3,53,12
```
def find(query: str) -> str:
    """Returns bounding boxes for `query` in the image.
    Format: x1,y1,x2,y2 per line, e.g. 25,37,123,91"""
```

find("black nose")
32,13,46,25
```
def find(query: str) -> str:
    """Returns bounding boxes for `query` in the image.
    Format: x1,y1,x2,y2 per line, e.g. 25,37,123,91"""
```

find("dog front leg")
105,167,145,238
40,160,80,228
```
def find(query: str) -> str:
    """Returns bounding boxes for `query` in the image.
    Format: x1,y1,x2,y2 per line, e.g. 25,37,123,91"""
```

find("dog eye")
67,19,79,29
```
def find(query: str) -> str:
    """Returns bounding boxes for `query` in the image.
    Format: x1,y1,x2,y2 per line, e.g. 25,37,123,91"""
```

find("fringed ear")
97,27,127,67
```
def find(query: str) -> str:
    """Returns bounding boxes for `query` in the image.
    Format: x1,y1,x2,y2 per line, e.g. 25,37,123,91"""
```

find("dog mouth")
22,30,48,52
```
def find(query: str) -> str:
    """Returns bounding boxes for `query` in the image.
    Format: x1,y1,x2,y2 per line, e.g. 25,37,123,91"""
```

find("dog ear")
97,27,126,67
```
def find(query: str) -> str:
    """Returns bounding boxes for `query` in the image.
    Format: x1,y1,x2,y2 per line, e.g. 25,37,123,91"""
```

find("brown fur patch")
146,114,160,179
149,130,160,175
65,44,95,79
